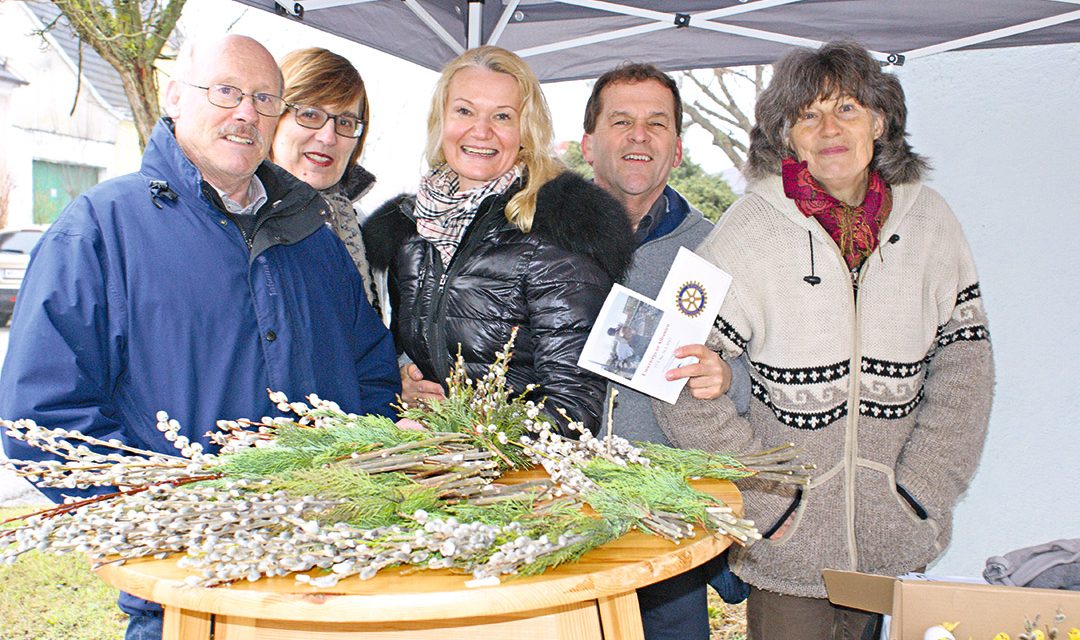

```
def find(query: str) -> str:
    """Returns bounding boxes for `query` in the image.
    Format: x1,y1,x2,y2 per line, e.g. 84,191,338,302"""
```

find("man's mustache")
219,123,264,147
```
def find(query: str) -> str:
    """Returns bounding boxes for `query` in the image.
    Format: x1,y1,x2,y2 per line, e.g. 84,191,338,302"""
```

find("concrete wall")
894,43,1080,577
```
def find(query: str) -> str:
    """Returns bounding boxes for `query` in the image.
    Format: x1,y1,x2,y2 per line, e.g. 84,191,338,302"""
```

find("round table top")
96,473,741,624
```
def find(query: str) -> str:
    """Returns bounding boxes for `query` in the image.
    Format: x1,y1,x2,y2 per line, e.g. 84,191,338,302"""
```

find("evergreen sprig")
266,466,440,529
0,333,812,587
639,442,813,485
397,332,535,470
584,459,718,528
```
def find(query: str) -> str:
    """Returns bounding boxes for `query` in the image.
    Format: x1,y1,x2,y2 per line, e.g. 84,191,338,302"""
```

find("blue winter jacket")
0,120,400,587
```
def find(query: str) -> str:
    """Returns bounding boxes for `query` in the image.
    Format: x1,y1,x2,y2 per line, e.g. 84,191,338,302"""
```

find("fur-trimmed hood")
364,171,634,283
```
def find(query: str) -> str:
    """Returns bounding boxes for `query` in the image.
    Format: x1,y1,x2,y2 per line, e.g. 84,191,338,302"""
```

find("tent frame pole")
515,0,903,63
488,0,521,47
903,8,1080,60
467,1,483,49
402,0,465,55
270,0,1080,74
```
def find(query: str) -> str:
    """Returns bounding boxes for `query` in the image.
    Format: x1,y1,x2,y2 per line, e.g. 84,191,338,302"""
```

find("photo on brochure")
579,287,665,381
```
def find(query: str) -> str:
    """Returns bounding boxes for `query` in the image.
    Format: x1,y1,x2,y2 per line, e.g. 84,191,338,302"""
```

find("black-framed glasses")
184,81,287,117
288,104,366,139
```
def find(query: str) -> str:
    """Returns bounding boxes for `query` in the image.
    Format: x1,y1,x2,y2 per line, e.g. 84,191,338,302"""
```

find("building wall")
895,43,1080,577
0,1,139,229
0,82,17,227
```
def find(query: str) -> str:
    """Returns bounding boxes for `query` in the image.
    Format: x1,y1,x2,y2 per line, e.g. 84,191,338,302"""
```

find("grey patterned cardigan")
654,174,994,598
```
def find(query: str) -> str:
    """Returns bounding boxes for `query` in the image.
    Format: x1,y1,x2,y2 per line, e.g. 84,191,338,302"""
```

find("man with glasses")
0,35,400,640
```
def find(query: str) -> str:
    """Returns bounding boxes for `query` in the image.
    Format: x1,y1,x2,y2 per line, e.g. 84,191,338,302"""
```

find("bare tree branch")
70,38,83,117
678,64,769,170
691,100,740,129
40,0,187,149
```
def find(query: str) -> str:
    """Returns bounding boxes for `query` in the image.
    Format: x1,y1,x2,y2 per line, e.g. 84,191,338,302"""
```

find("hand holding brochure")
576,247,732,404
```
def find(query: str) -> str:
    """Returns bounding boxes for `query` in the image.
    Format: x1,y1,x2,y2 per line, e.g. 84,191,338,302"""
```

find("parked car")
0,229,44,326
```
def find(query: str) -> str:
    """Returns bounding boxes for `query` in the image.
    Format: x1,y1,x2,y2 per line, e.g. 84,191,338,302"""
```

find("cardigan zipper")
808,220,871,571
841,238,874,571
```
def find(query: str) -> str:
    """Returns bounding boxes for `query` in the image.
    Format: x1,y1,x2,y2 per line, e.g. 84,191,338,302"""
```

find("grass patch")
0,507,127,640
708,589,748,640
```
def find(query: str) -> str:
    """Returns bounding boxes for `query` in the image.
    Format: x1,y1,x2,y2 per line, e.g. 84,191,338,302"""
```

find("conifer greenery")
1,333,810,589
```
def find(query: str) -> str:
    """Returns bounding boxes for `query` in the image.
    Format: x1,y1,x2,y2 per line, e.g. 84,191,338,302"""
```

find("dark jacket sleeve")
350,277,402,419
523,241,611,435
524,173,633,435
0,202,122,503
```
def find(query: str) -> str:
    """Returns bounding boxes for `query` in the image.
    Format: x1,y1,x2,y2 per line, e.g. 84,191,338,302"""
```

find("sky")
176,0,742,210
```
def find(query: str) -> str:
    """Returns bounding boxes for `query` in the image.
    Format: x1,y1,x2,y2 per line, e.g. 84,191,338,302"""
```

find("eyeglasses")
288,104,366,139
184,81,287,117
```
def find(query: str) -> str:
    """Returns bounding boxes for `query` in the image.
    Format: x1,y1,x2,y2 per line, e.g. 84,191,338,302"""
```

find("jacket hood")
333,163,376,202
140,117,327,260
140,117,207,203
364,171,634,282
364,193,417,271
533,171,634,282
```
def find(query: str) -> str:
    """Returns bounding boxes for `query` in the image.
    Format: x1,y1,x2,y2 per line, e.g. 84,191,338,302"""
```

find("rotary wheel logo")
676,281,707,317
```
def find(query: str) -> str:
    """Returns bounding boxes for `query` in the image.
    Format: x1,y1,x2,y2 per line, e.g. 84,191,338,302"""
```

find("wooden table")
96,474,740,640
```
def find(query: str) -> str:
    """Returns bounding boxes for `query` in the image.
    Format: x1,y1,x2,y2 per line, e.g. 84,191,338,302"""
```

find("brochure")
577,247,732,404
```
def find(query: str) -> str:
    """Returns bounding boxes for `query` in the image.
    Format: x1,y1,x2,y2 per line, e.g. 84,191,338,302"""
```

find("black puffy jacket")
365,172,634,434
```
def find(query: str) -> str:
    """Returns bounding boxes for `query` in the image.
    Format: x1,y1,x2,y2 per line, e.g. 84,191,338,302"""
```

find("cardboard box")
823,569,1080,639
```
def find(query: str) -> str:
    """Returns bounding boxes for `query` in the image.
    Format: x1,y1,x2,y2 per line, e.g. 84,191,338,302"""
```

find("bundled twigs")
0,331,812,588
735,444,816,484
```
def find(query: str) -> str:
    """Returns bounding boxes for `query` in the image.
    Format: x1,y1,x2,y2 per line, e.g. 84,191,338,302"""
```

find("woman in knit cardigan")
655,41,994,639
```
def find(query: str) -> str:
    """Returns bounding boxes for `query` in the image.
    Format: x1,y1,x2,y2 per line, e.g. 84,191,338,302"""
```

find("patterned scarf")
414,163,522,265
781,156,892,271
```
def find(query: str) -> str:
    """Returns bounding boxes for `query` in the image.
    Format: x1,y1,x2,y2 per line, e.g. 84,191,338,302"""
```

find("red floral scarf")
781,156,892,271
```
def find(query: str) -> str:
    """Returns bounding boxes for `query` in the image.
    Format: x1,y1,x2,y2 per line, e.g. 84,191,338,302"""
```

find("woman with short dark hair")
272,47,380,313
656,41,994,639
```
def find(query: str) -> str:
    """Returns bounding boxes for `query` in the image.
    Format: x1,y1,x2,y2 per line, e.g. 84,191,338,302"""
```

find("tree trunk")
116,60,162,149
47,0,186,150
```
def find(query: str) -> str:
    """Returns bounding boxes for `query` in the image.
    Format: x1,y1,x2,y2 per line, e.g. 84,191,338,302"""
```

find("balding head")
174,35,284,96
164,35,284,203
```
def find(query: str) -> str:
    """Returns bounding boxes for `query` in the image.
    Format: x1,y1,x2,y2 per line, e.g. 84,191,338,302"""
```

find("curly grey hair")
745,41,928,185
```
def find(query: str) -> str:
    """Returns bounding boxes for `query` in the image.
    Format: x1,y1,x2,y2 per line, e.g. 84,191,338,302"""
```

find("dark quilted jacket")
365,172,634,434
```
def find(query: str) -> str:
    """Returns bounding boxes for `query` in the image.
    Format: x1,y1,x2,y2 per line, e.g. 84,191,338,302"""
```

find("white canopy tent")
233,0,1080,79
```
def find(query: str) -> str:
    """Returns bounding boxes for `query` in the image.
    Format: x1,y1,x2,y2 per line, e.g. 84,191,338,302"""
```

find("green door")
33,160,101,224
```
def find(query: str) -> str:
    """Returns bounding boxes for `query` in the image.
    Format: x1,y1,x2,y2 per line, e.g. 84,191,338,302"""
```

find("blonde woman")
365,46,634,433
